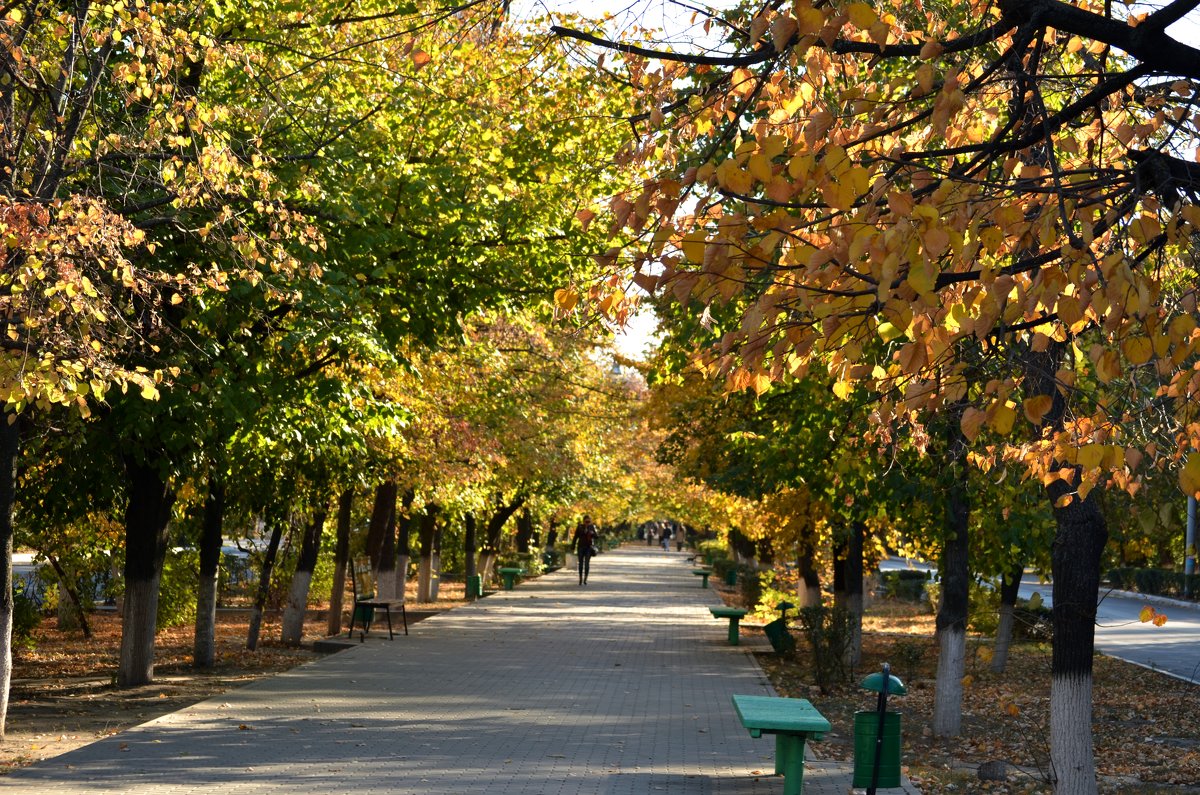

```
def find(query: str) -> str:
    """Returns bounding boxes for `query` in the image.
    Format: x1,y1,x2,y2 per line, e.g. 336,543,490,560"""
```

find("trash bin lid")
861,672,907,695
775,601,795,612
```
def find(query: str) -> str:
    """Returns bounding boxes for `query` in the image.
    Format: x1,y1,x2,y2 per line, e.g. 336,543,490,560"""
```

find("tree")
555,3,1200,791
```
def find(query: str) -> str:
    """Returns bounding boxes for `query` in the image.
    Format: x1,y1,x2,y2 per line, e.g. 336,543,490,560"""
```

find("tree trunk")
393,489,414,603
48,555,91,638
429,520,443,602
118,455,176,688
514,509,534,553
992,563,1024,674
477,494,525,584
327,489,353,636
0,416,20,736
282,508,326,646
1025,341,1107,794
798,546,821,607
193,477,224,668
365,480,397,575
1048,485,1107,794
417,505,440,603
246,519,285,652
832,535,847,610
844,520,864,667
464,513,478,580
545,518,559,551
933,415,971,738
377,490,398,599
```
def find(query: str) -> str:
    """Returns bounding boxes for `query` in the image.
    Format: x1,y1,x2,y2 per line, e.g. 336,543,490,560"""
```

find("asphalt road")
880,558,1200,685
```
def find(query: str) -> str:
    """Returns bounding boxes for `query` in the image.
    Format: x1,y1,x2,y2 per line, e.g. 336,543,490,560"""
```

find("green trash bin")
724,569,737,586
852,668,906,790
852,710,902,788
466,575,482,599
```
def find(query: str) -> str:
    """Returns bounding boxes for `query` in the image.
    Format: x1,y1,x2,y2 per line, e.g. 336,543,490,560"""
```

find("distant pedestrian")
661,530,670,551
572,515,599,585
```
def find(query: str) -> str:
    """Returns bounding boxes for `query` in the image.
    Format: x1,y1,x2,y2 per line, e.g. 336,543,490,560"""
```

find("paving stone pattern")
2,547,920,794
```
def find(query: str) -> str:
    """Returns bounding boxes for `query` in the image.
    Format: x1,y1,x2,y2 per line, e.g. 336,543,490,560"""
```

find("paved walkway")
2,547,920,794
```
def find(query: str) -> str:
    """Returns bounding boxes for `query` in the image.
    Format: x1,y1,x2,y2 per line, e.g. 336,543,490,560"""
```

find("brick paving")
1,547,920,794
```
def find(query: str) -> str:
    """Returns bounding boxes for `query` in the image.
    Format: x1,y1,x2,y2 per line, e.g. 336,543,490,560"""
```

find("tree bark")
933,415,971,738
477,493,525,583
417,504,440,603
514,509,534,553
48,555,91,639
832,534,847,610
992,562,1024,674
193,476,224,668
365,480,397,575
844,520,864,667
377,490,398,600
0,416,19,736
246,519,285,652
327,489,353,636
429,520,443,602
1025,342,1107,795
282,508,326,646
392,489,414,603
465,513,478,580
118,454,176,688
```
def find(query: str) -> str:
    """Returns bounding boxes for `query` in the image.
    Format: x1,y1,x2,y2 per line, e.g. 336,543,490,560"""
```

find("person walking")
572,515,599,585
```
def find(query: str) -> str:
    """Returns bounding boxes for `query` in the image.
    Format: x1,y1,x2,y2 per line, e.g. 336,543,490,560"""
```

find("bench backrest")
351,560,377,601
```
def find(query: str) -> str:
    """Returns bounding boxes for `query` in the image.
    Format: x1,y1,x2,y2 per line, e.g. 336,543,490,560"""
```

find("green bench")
709,606,749,645
692,568,712,588
731,694,830,795
497,566,525,591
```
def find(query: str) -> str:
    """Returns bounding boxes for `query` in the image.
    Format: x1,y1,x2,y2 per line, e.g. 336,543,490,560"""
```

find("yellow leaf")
412,50,431,68
553,288,578,312
905,262,936,295
681,231,706,263
990,401,1017,436
717,159,753,194
846,2,878,29
832,380,853,399
961,674,974,688
1121,336,1153,365
794,2,825,35
752,373,773,395
1139,605,1155,623
1181,453,1200,497
140,382,160,401
1078,443,1105,470
748,153,774,184
1023,394,1053,425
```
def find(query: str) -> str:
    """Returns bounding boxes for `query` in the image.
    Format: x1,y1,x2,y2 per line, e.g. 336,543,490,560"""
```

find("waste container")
852,666,906,791
724,568,737,586
466,575,482,599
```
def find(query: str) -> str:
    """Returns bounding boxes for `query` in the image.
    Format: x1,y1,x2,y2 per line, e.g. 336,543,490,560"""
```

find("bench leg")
400,604,408,636
383,606,394,640
777,734,808,795
700,574,709,588
726,617,741,645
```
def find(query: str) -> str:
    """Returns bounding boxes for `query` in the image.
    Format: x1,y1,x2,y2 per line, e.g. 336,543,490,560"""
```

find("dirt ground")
0,587,467,774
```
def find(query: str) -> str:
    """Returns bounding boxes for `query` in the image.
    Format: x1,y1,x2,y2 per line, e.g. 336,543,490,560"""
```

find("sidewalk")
2,547,920,794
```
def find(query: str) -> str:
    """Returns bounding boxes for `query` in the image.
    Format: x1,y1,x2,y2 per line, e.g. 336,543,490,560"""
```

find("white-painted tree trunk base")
1051,673,1097,795
933,626,965,737
280,570,313,645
